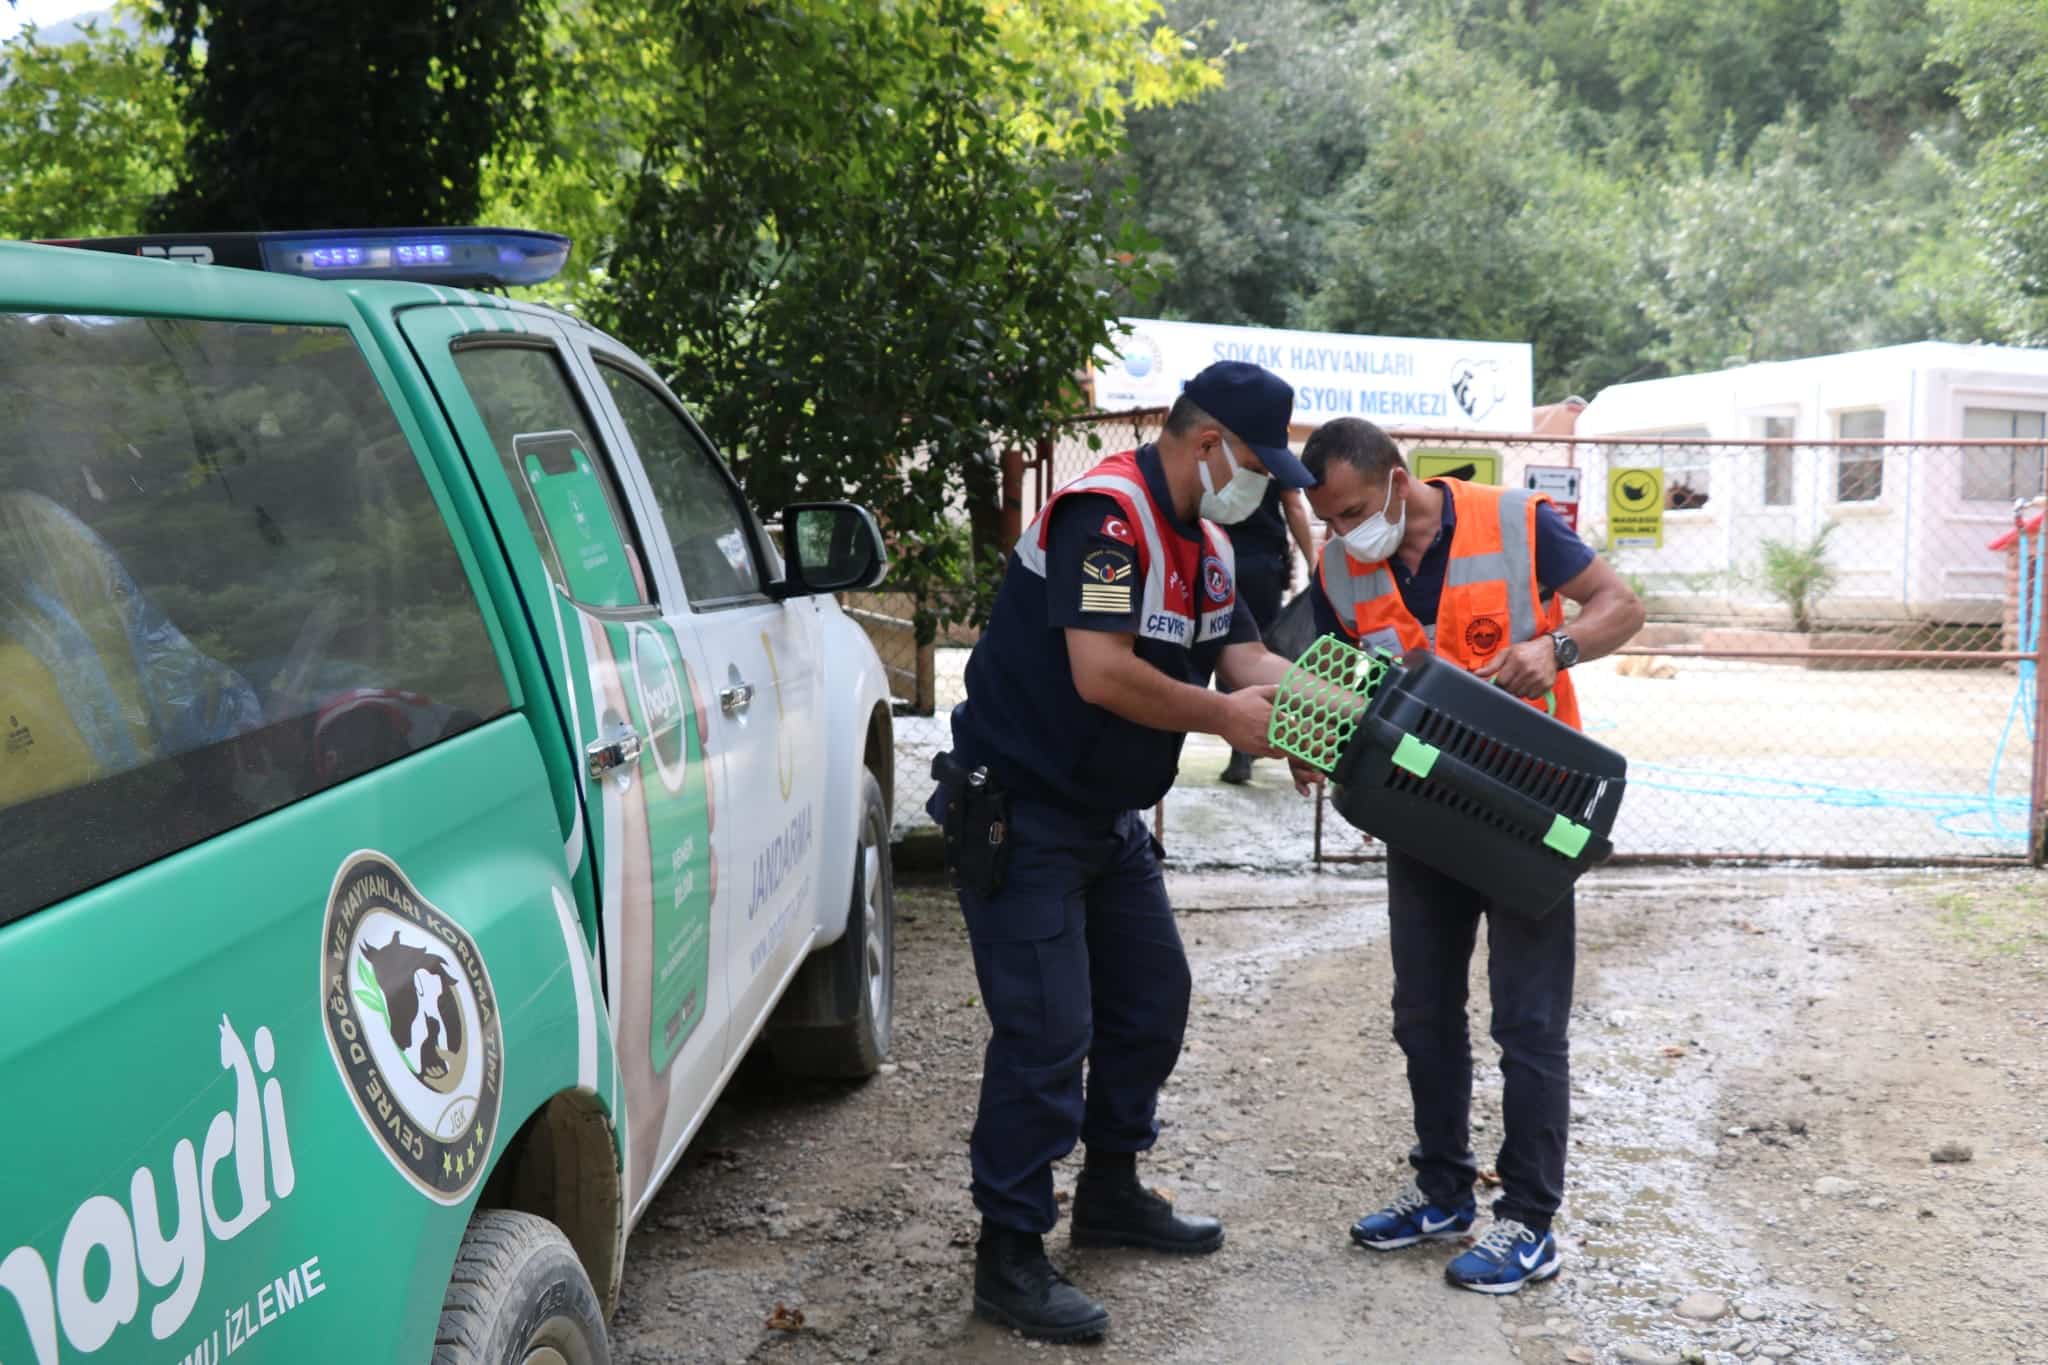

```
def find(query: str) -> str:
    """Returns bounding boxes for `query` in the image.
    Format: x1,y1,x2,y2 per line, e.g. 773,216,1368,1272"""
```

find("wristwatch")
1550,630,1581,670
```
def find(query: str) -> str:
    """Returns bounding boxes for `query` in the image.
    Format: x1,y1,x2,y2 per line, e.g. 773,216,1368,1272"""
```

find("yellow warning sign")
1413,448,1501,486
1608,466,1664,548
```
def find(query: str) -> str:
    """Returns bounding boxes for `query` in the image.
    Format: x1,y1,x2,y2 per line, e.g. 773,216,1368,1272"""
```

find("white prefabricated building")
1566,341,2048,624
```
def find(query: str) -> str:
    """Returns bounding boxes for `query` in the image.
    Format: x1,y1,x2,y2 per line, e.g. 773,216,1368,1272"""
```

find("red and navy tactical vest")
949,446,1242,815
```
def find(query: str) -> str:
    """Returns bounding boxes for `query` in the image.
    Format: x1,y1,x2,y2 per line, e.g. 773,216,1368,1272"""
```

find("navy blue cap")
1182,360,1313,489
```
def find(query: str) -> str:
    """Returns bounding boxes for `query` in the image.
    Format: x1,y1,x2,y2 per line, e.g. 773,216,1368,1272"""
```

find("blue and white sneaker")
1445,1218,1561,1294
1349,1181,1477,1250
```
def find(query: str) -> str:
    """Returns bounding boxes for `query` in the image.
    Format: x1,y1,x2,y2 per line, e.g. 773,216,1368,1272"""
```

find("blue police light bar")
261,228,569,286
39,227,571,289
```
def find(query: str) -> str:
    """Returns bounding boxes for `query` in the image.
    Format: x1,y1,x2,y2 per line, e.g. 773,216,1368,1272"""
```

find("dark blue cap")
1182,360,1313,489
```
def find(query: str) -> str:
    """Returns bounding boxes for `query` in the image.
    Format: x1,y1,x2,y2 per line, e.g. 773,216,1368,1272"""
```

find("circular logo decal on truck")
321,851,504,1204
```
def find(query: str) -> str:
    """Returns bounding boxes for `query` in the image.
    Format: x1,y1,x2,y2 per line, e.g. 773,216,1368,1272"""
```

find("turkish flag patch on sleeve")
1099,514,1135,546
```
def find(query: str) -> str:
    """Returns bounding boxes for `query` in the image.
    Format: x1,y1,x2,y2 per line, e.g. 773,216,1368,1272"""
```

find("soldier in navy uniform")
929,361,1316,1342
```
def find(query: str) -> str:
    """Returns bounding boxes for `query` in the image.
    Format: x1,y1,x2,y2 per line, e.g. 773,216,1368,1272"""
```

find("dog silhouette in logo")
1451,360,1504,422
362,932,468,1093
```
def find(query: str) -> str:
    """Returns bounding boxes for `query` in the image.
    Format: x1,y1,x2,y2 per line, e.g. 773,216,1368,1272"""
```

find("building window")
1961,407,2047,503
1835,410,1885,501
1758,416,1794,506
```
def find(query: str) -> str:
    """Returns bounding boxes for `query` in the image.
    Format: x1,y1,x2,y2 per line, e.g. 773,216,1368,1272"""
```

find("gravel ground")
609,863,2048,1365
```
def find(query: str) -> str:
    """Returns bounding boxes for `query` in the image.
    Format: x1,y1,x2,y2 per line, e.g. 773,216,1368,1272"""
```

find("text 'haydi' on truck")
0,227,899,1365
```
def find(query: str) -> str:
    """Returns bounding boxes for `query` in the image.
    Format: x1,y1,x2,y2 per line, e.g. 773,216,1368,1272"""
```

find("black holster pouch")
931,751,1012,899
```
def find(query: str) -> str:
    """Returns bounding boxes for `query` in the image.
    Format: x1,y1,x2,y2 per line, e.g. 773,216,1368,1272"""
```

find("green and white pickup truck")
0,228,898,1365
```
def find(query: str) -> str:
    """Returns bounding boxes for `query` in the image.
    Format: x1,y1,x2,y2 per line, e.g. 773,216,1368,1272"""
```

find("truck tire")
768,769,895,1078
433,1210,609,1365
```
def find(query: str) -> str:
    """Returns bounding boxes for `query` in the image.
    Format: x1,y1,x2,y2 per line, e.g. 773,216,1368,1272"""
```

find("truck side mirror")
773,502,889,597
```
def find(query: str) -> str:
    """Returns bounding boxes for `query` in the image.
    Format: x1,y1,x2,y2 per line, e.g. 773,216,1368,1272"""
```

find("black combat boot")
973,1221,1110,1342
1070,1157,1225,1254
1220,751,1255,784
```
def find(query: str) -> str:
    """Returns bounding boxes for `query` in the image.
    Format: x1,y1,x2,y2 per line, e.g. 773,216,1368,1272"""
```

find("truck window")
0,313,510,923
452,343,650,609
597,363,763,606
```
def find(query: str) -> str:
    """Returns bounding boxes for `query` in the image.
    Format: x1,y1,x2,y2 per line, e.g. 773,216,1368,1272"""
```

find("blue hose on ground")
1587,528,2041,844
1623,765,2028,840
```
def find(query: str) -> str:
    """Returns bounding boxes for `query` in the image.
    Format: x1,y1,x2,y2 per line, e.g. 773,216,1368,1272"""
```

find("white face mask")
1342,477,1406,562
1198,437,1271,524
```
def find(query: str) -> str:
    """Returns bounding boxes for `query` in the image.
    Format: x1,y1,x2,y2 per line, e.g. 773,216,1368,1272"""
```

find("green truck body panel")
0,245,629,1364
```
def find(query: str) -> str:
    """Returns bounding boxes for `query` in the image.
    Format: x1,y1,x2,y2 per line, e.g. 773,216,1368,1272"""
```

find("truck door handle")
720,682,755,715
585,726,643,779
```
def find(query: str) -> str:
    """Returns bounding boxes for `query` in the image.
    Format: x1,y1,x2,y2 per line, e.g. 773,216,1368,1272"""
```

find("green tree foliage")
1593,0,1845,164
1936,0,2048,335
1833,0,1958,135
0,14,181,239
476,1,674,299
589,0,1170,629
1130,0,2033,398
1114,0,1376,326
1299,39,1657,397
146,0,546,230
1641,117,1907,370
9,0,2048,436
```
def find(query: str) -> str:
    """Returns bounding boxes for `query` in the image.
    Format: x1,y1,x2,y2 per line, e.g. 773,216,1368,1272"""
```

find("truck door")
569,341,829,1092
398,310,726,1212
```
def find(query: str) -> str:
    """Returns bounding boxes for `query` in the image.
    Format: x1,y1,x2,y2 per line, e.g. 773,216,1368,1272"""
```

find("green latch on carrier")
1267,634,1395,773
1543,813,1592,858
1391,733,1439,777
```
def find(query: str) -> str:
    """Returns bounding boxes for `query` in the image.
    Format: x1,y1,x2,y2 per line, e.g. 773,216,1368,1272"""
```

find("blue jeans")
1386,848,1575,1232
951,795,1189,1233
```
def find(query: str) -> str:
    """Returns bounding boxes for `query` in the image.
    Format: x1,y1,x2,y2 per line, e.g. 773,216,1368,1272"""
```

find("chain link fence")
1305,433,2048,866
1026,407,1170,525
853,420,2047,864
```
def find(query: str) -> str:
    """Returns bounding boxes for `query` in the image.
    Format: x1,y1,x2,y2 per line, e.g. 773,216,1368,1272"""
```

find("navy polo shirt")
951,445,1260,817
1310,482,1594,639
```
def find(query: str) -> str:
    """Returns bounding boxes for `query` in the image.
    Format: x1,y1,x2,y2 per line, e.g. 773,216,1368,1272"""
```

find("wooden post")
1034,435,1053,523
999,445,1026,555
1313,784,1325,866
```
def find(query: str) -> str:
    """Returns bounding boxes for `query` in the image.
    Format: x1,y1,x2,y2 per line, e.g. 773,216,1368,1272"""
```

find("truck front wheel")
433,1209,609,1365
768,768,895,1078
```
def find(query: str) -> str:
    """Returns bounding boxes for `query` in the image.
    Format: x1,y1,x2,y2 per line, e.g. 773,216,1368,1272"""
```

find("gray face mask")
1198,437,1271,524
1342,478,1406,562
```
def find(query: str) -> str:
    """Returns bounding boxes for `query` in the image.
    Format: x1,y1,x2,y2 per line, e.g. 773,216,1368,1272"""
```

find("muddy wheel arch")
475,1088,625,1314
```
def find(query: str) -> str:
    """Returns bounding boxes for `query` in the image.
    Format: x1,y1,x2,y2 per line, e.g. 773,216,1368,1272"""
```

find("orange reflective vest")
1317,480,1582,731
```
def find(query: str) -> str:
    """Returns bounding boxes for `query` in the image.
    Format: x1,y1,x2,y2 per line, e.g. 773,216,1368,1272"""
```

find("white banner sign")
1094,317,1534,434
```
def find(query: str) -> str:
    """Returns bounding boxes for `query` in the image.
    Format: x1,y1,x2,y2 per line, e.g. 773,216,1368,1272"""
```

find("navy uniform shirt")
1310,482,1594,638
952,445,1259,817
